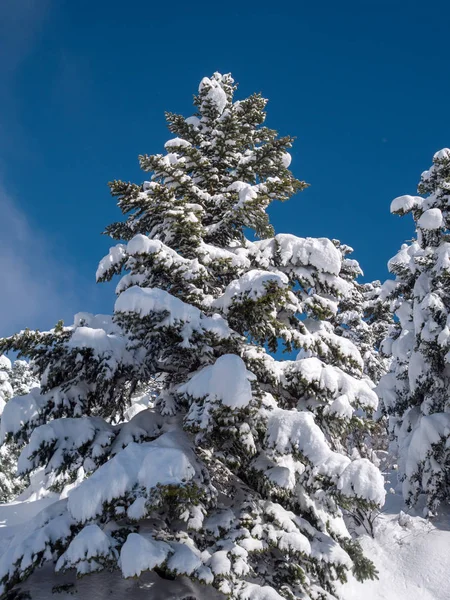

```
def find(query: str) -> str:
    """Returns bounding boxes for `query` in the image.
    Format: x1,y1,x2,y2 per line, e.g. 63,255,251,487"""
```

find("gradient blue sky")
1,0,449,336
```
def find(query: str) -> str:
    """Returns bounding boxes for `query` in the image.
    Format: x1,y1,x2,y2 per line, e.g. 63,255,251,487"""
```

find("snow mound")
185,115,200,128
337,458,386,505
56,524,116,575
179,354,255,409
417,208,443,230
254,234,342,275
164,137,192,149
0,387,44,442
0,355,12,371
68,433,198,522
341,487,450,600
96,244,126,281
68,327,127,357
390,195,422,215
166,542,202,575
119,533,171,578
212,269,288,311
240,582,285,600
281,152,292,168
433,148,450,161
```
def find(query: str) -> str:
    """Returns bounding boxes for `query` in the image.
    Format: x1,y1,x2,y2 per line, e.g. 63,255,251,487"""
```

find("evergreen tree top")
391,148,450,248
105,71,306,250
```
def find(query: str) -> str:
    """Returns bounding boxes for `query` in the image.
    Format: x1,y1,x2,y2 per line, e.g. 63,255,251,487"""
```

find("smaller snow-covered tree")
379,148,450,514
360,280,393,383
0,356,13,416
9,360,39,397
333,243,392,385
0,355,16,503
331,245,393,469
0,356,38,502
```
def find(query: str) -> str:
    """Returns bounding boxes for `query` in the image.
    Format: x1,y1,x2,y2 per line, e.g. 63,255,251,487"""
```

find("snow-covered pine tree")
0,73,385,600
331,245,392,480
0,357,14,503
360,280,393,382
9,360,39,397
333,243,391,385
0,356,13,422
0,356,38,502
0,355,39,404
378,148,450,514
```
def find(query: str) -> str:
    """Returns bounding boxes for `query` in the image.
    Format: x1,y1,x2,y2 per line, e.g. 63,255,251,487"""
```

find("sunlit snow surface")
340,472,450,600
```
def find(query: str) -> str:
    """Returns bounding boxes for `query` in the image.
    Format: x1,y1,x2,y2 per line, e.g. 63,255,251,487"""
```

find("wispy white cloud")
0,1,104,338
0,0,51,74
0,182,78,337
0,1,88,337
0,0,52,154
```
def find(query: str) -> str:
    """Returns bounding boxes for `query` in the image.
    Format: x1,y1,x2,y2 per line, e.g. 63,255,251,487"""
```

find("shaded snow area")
340,471,450,600
1,563,225,600
0,499,224,600
1,470,450,599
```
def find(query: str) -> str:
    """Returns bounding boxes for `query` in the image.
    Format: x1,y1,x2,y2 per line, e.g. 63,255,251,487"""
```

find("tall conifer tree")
379,148,450,514
0,73,384,599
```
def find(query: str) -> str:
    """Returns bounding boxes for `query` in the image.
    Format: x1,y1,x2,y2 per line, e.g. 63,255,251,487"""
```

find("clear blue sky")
1,0,449,336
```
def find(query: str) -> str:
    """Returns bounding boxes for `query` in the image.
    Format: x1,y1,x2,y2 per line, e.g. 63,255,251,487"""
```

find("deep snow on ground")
0,471,449,599
341,471,450,600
